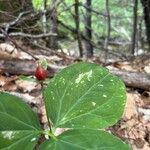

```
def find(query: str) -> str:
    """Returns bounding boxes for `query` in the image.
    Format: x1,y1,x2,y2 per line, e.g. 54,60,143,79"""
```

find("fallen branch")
0,31,57,38
110,69,150,91
0,59,149,91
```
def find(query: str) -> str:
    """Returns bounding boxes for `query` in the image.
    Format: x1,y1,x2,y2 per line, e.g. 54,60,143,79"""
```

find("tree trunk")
138,17,144,49
46,0,59,50
140,0,150,50
42,0,47,33
74,0,84,57
131,0,138,55
104,0,111,62
84,0,93,58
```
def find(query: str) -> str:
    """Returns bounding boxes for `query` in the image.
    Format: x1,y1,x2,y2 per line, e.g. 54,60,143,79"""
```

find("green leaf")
44,62,126,129
39,129,131,150
0,92,42,150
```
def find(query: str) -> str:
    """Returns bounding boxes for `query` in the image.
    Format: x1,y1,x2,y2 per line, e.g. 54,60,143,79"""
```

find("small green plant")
0,62,131,150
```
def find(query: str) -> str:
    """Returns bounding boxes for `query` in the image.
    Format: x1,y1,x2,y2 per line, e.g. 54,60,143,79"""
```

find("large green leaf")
0,92,41,150
39,129,131,150
44,62,126,129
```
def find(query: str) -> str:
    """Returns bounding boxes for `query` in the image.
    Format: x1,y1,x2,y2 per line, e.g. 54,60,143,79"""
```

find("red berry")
35,67,47,81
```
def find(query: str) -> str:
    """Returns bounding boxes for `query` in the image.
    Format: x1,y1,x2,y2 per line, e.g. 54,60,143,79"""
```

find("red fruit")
35,67,47,81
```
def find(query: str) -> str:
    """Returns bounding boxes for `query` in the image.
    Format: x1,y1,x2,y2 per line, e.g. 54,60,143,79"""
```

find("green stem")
48,131,58,141
43,130,58,141
40,82,53,133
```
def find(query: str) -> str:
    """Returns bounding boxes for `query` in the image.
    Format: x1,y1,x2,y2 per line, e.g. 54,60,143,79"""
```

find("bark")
138,17,144,49
131,0,138,55
140,0,150,50
0,31,56,38
110,69,150,91
0,59,150,91
42,0,47,33
46,0,59,49
104,0,111,62
104,0,111,49
84,0,93,58
74,0,84,57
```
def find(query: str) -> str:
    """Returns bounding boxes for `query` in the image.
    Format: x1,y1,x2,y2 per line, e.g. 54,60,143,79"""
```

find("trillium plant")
0,62,131,150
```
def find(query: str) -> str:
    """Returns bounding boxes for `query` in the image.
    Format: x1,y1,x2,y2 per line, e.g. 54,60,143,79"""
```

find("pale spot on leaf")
75,70,93,84
1,131,15,140
103,94,107,98
92,102,96,106
31,137,36,142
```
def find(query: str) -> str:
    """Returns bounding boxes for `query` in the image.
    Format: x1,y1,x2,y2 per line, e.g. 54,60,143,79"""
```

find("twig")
10,39,38,60
82,3,108,17
0,29,38,60
0,32,57,38
31,42,75,60
4,11,32,33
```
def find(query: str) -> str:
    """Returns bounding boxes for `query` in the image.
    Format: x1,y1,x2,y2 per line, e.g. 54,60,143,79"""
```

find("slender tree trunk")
104,0,111,61
84,0,93,58
74,0,83,57
42,0,47,33
140,0,150,50
104,0,111,49
138,17,144,49
47,0,58,50
131,0,138,55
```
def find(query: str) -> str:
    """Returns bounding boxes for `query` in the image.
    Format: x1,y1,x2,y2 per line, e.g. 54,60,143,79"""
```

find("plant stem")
43,130,58,141
40,82,53,133
48,131,58,141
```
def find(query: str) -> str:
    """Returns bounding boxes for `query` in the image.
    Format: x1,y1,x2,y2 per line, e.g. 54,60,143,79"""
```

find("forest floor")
0,42,150,150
